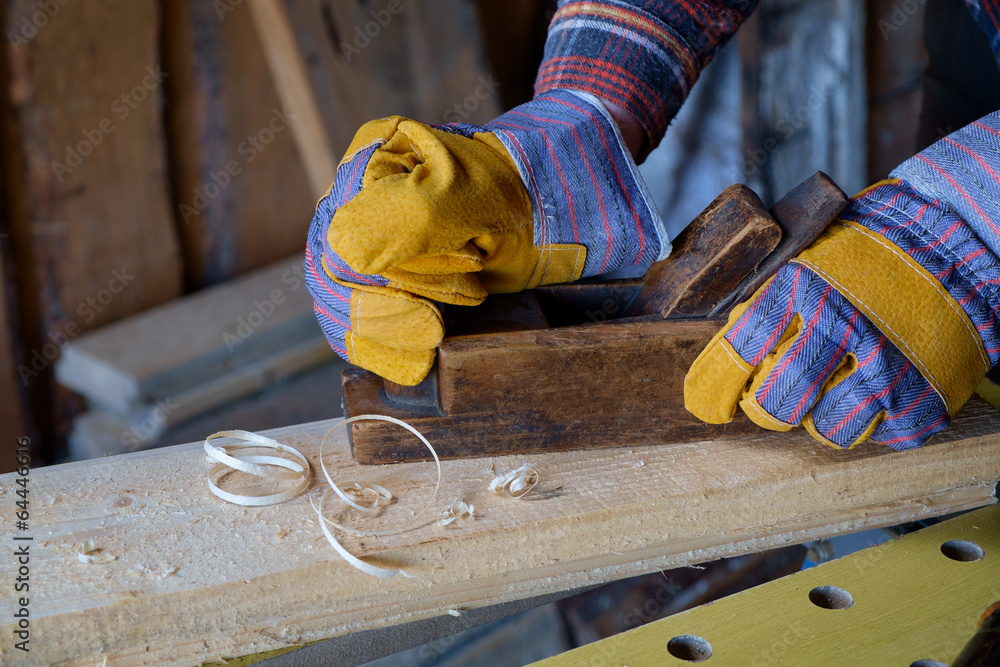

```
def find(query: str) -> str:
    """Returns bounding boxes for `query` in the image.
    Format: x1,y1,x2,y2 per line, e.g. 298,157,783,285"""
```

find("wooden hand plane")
342,172,848,464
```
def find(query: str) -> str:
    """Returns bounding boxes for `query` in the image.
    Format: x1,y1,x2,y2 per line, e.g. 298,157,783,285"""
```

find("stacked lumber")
55,256,335,459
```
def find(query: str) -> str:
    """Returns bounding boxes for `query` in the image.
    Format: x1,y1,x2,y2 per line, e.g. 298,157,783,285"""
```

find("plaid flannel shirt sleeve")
534,0,759,152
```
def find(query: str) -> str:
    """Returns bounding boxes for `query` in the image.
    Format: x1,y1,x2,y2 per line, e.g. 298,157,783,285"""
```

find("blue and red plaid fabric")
535,0,758,152
535,1,1000,152
890,112,1000,278
484,89,669,275
725,262,949,450
305,141,388,359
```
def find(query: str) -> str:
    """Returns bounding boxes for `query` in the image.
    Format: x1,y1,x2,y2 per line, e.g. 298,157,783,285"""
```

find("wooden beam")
247,0,337,198
162,0,315,287
1,402,998,664
55,256,318,415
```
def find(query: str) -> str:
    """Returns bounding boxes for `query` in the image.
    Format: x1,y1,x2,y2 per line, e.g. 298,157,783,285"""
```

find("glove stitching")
718,338,753,373
533,246,550,286
840,222,988,370
793,258,953,415
339,139,386,167
744,394,793,429
355,291,365,339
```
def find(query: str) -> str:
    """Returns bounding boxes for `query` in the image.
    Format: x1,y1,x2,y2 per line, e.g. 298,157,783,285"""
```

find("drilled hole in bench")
940,540,985,562
667,634,712,662
808,585,853,610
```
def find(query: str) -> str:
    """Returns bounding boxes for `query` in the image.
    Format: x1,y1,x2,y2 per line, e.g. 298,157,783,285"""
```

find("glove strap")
791,220,989,416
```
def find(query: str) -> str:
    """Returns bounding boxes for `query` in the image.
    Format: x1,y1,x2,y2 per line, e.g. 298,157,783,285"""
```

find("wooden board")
55,256,318,415
164,0,499,288
0,403,998,665
163,0,315,287
67,336,335,460
2,0,184,448
533,502,1000,666
284,0,500,142
247,0,336,197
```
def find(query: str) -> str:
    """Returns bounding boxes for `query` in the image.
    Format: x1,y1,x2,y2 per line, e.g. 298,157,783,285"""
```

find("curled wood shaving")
203,430,310,506
312,415,442,578
438,499,474,526
489,463,538,499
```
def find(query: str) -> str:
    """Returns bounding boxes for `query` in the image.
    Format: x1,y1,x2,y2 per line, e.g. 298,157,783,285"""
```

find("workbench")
1,399,998,665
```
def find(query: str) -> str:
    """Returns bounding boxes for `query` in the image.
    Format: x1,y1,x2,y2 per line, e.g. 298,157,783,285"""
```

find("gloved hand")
685,114,1000,449
306,89,668,385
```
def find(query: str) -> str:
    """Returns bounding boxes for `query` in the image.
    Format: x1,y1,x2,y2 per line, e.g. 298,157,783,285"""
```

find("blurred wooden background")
0,0,927,471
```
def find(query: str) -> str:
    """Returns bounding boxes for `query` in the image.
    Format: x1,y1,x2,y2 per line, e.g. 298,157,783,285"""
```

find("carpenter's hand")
306,90,668,385
685,148,1000,449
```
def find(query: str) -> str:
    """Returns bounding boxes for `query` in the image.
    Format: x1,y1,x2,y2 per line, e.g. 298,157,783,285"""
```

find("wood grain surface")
1,402,997,665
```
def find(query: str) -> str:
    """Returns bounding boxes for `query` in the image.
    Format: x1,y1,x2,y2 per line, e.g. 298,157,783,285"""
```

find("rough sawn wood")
0,403,998,665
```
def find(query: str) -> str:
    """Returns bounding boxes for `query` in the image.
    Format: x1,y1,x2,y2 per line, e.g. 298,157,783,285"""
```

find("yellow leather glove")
306,91,668,385
684,176,997,450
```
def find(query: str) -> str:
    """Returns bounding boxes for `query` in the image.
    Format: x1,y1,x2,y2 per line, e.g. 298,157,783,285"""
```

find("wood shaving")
489,463,538,499
438,499,474,526
311,415,443,578
448,609,462,617
203,430,310,506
